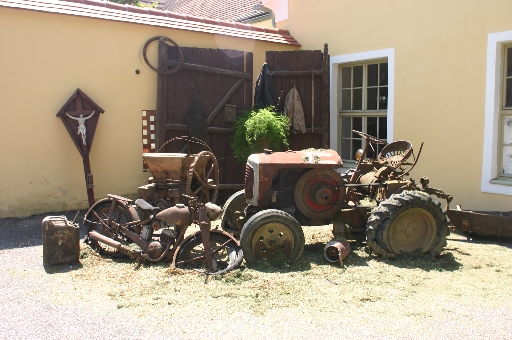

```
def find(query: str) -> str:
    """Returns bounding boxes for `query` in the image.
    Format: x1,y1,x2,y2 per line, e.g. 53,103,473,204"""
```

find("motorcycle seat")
135,199,160,213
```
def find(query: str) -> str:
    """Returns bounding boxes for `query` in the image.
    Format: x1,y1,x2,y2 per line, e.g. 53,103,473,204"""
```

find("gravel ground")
1,211,512,339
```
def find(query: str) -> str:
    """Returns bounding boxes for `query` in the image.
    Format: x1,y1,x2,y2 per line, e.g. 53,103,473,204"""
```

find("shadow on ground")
0,210,87,251
246,240,464,273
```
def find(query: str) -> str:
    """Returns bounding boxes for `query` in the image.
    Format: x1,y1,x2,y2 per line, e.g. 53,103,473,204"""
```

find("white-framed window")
499,45,512,176
338,61,388,161
482,31,512,195
329,49,395,167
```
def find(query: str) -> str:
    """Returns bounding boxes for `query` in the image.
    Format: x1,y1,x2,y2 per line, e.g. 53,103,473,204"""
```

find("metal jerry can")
42,216,80,266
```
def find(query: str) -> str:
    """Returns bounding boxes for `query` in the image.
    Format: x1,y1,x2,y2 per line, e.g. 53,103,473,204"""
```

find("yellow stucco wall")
272,0,512,212
0,6,297,217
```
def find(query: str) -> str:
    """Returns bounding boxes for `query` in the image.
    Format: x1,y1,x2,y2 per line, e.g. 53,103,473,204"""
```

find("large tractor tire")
240,209,305,263
366,190,448,258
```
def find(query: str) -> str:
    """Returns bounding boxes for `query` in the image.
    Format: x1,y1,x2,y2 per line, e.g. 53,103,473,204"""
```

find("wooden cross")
56,89,104,207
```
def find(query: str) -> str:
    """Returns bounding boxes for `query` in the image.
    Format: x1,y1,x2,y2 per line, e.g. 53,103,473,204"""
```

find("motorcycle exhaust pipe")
324,239,351,266
88,231,139,259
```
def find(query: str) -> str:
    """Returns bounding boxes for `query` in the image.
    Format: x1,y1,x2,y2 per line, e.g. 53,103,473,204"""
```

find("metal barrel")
324,239,351,265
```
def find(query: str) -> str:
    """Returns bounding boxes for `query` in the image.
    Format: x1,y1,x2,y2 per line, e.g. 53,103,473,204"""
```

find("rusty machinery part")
240,209,305,263
174,230,243,275
353,130,388,145
142,36,184,75
220,189,248,237
294,168,345,220
376,140,413,172
83,200,139,256
366,190,448,259
157,135,214,154
324,239,351,266
185,150,219,204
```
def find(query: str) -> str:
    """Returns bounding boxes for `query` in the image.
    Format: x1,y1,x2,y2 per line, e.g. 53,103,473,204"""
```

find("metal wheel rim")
386,207,437,253
178,237,233,271
142,36,184,75
251,222,295,259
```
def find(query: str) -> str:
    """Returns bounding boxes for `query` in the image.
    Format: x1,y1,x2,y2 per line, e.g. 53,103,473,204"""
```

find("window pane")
352,117,362,136
379,87,388,110
379,117,387,140
507,48,512,77
341,89,352,110
367,88,378,110
502,145,512,175
503,116,512,144
380,63,388,86
353,89,363,110
353,66,363,88
506,79,512,108
341,67,352,88
368,64,378,87
341,117,351,138
367,117,378,137
352,139,362,161
341,138,351,159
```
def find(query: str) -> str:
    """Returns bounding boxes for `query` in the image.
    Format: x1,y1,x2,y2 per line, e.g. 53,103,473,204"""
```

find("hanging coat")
254,63,275,109
283,86,306,133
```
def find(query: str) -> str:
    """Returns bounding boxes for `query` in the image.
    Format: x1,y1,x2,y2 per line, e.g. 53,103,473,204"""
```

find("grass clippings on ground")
35,223,512,337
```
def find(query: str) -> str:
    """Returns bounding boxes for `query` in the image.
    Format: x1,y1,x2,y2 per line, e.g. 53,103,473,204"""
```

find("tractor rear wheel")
366,190,448,258
240,209,305,263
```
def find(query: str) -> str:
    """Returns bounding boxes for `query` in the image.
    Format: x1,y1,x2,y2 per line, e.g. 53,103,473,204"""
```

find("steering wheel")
142,36,184,75
352,130,387,145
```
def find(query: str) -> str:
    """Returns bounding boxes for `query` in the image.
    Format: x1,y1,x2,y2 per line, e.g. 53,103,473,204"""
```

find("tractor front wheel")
240,209,305,263
366,190,448,258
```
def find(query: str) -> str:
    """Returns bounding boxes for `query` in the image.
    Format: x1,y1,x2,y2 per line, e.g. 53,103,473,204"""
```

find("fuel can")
42,216,80,266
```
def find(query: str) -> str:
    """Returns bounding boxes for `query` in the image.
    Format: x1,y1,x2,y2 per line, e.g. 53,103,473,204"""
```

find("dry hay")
39,223,512,336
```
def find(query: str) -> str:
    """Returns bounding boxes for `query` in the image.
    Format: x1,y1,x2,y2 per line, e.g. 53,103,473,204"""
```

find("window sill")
489,178,512,186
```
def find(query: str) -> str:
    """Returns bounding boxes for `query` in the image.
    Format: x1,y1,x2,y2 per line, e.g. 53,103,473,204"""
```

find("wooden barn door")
266,44,330,150
155,42,253,193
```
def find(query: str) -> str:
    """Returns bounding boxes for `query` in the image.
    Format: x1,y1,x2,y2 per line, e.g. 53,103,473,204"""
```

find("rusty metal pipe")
88,231,139,259
324,239,351,266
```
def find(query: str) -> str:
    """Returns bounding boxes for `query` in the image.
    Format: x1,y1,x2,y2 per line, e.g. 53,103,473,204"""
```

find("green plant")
231,107,290,163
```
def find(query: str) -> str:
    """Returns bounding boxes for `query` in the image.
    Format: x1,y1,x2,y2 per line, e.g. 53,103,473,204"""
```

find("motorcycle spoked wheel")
174,232,243,275
84,201,137,257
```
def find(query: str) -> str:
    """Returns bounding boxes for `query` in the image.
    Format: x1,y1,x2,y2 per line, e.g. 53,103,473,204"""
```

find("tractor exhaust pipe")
88,231,139,259
324,239,351,266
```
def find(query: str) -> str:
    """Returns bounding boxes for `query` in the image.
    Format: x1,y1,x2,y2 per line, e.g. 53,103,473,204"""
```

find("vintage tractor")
221,130,452,262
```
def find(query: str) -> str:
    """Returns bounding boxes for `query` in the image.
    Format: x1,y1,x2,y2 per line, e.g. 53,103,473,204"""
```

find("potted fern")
231,107,290,163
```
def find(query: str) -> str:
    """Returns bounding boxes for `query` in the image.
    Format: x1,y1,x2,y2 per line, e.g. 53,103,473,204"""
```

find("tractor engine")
244,149,345,222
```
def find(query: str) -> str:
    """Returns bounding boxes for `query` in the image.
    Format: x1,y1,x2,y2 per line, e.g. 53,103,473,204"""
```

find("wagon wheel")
185,151,219,204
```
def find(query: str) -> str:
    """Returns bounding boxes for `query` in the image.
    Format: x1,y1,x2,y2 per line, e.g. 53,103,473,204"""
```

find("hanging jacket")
254,63,275,109
283,86,306,133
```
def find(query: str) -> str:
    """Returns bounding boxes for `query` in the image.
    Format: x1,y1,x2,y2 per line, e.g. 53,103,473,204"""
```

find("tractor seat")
377,140,413,169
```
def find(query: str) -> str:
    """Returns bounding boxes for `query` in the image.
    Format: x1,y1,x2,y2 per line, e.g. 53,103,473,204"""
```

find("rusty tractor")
221,130,452,262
